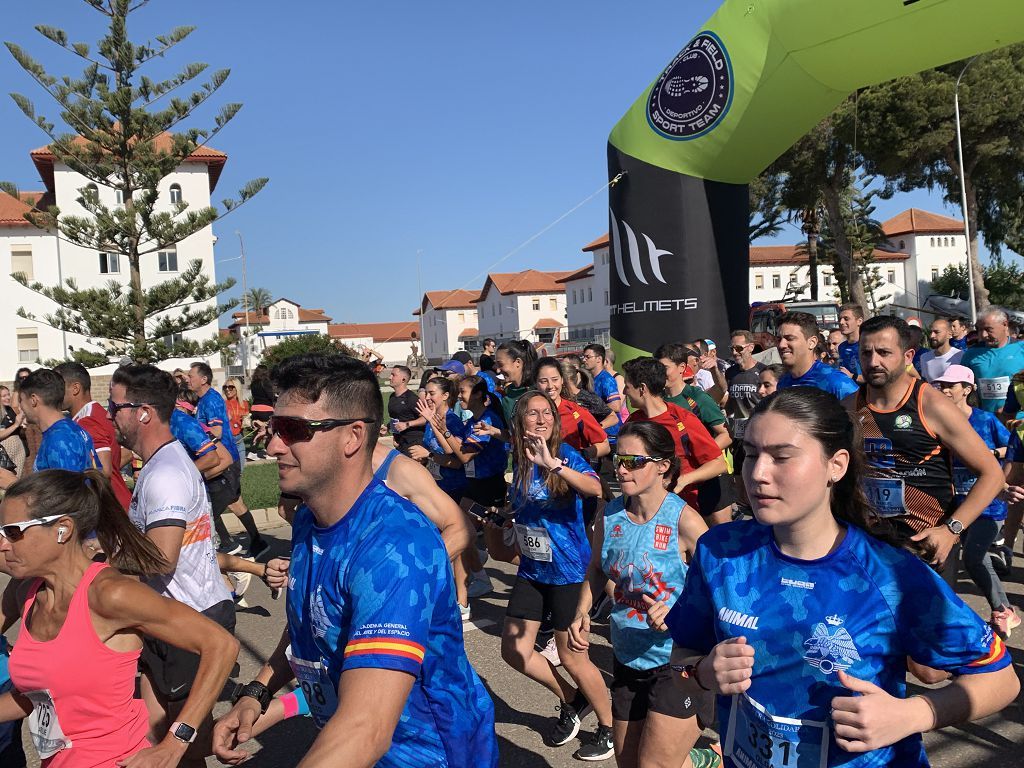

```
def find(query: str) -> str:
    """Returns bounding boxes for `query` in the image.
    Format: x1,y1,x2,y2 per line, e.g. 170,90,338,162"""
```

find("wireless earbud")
139,411,149,423
57,527,67,543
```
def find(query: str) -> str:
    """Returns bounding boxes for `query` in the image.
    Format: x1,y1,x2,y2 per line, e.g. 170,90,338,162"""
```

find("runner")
621,358,727,514
189,362,268,559
386,365,426,457
934,365,1020,637
0,469,237,767
666,386,1019,768
0,386,26,478
534,358,610,463
479,338,497,372
499,391,613,760
846,316,1003,587
0,550,24,768
838,303,865,379
495,339,538,425
569,421,718,768
411,377,470,500
564,362,614,429
54,362,133,511
919,317,964,383
248,365,275,460
222,378,250,468
0,369,98,490
654,344,731,451
111,364,237,765
692,340,729,405
826,330,845,369
776,312,859,399
582,344,626,445
212,353,498,768
950,316,971,351
757,364,785,399
960,309,1024,414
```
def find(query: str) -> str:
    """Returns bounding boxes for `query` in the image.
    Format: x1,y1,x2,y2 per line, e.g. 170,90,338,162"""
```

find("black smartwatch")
169,721,197,744
232,680,272,714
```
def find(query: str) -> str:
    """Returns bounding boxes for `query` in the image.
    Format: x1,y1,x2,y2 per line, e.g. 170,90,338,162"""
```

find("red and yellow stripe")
968,635,1006,668
344,637,425,664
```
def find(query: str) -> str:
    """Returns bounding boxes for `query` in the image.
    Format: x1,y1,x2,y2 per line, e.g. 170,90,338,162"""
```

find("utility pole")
235,230,250,375
954,57,979,324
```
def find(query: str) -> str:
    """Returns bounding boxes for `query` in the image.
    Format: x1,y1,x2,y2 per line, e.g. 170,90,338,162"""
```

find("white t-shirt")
920,347,964,383
129,439,230,612
695,369,715,392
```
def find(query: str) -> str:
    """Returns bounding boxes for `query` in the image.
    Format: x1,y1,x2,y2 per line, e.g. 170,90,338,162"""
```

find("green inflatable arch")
607,0,1024,361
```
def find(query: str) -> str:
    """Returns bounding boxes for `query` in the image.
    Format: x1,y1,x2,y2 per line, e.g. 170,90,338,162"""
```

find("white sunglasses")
0,514,65,541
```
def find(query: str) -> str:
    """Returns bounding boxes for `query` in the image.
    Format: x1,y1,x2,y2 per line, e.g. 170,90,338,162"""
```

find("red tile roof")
474,269,580,302
328,321,419,343
30,132,227,193
556,265,594,283
0,191,33,227
881,208,964,237
417,289,480,315
533,318,564,329
458,327,479,338
228,303,333,329
750,245,909,266
582,233,609,252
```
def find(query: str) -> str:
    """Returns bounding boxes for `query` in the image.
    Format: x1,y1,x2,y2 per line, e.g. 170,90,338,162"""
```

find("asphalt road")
6,523,1024,767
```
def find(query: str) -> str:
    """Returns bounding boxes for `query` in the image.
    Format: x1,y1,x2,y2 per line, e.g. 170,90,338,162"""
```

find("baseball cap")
704,339,717,352
933,364,975,386
439,360,466,375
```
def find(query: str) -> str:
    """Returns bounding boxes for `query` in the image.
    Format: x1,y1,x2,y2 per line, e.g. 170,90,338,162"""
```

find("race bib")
725,692,829,768
427,459,442,481
979,377,1010,401
953,466,977,497
24,689,71,759
464,458,477,479
732,418,748,440
864,477,905,517
287,646,339,729
515,524,553,562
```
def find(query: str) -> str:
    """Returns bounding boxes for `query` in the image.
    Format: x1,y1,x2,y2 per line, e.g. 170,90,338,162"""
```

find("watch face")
173,722,197,742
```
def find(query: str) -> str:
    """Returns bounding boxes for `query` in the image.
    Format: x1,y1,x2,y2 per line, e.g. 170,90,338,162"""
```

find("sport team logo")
647,30,733,141
803,614,861,674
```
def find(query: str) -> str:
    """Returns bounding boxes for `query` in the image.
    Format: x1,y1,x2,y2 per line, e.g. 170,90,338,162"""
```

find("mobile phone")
464,502,493,524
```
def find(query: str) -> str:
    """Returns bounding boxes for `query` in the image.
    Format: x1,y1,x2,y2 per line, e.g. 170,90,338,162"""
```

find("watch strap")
232,680,272,713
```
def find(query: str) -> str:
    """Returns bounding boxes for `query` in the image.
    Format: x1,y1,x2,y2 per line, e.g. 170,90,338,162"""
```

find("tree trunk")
822,186,868,309
964,176,990,315
803,208,821,301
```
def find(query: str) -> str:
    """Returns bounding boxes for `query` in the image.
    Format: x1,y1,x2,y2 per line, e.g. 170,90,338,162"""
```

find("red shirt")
557,398,607,453
625,401,721,509
74,401,132,511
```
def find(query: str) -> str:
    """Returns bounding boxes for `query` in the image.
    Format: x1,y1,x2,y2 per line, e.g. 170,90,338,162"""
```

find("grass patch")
242,461,281,510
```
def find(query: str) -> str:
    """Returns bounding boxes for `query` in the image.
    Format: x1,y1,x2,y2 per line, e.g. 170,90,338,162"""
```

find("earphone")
57,527,67,543
139,411,149,423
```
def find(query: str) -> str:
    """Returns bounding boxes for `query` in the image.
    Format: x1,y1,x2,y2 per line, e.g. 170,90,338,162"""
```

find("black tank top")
851,380,954,533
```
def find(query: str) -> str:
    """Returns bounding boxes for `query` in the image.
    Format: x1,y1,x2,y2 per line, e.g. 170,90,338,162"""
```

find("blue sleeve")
560,444,598,477
1008,432,1024,463
594,374,621,405
666,545,718,654
173,412,217,457
463,416,490,454
831,372,860,399
889,555,1010,675
992,415,1011,450
37,430,92,472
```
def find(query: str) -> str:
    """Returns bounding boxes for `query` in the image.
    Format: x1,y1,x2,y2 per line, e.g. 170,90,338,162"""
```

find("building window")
604,290,609,305
754,274,764,290
458,311,465,323
272,306,295,320
169,184,183,204
115,189,124,206
588,286,592,302
161,332,183,347
549,297,557,311
824,274,833,286
158,248,178,272
532,298,540,311
899,240,905,250
887,269,896,283
772,274,781,289
16,328,38,363
930,237,935,247
499,303,503,315
931,268,939,281
491,305,495,316
99,251,121,274
10,246,33,280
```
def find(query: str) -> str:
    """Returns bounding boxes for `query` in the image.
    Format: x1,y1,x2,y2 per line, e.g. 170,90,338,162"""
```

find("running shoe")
539,637,561,667
689,747,723,768
574,725,614,761
231,563,254,599
234,596,249,609
996,543,1015,572
548,702,581,746
218,538,243,556
459,602,471,623
589,593,612,621
467,572,492,598
990,546,1010,577
246,451,261,461
248,538,271,560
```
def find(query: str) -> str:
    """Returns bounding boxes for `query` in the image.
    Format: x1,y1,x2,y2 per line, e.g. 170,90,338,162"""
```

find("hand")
523,431,556,469
831,669,923,752
213,698,263,764
909,525,957,567
699,355,716,371
415,399,436,422
394,421,407,433
567,610,591,652
262,557,290,590
116,737,188,767
840,367,855,378
642,594,669,632
407,445,430,461
1001,484,1024,504
473,421,499,437
703,636,755,695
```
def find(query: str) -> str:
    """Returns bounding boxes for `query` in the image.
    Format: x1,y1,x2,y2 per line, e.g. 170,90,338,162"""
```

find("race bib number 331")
725,692,828,768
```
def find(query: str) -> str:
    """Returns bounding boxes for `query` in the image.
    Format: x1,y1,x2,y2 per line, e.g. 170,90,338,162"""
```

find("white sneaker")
539,637,561,667
459,602,471,622
231,559,255,597
468,573,492,598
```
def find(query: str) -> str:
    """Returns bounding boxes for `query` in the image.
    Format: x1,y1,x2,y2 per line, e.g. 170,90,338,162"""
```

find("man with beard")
843,316,1003,586
919,317,964,383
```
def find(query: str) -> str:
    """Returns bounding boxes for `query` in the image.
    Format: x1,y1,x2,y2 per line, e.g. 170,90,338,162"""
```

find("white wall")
513,292,566,343
565,245,612,342
749,261,909,311
421,305,479,362
896,233,968,309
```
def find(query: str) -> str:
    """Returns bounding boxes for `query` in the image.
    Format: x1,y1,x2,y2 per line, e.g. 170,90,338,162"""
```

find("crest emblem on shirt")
610,524,624,538
803,614,861,674
310,586,331,640
894,414,913,430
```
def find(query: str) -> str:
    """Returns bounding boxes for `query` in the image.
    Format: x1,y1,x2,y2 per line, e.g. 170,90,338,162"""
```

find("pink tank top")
8,562,151,767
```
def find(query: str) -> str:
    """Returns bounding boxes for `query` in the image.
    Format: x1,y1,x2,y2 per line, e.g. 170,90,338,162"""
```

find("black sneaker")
574,724,614,761
218,537,243,556
588,593,612,621
548,703,581,747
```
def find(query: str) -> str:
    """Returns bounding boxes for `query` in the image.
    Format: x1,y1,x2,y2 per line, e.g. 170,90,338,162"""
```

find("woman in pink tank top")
0,469,239,767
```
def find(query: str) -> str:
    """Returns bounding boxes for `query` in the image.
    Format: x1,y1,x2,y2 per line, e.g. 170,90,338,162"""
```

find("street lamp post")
954,57,978,325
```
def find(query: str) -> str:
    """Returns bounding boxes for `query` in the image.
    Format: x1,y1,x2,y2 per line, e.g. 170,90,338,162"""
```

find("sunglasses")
268,415,376,446
731,345,750,352
613,454,668,471
108,399,146,417
224,385,236,390
0,513,65,542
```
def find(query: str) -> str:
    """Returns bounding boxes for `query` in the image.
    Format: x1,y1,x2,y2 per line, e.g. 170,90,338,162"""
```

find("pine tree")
4,0,268,365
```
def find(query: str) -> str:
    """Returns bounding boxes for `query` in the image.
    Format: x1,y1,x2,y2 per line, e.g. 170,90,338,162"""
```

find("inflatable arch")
608,0,1024,361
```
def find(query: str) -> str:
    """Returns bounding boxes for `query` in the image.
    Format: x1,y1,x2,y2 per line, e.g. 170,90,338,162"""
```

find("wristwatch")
945,517,965,536
443,430,452,438
671,658,711,691
169,721,197,744
232,680,272,713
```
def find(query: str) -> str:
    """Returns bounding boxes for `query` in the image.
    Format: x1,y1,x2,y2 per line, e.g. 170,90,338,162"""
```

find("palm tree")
242,287,272,319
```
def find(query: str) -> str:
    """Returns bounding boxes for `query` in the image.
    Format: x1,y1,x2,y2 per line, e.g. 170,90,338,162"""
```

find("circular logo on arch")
647,31,733,141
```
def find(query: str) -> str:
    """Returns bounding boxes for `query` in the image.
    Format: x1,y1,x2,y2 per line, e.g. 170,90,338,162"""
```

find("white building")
328,321,421,366
414,289,480,364
1,135,226,375
224,297,333,374
560,234,612,347
474,269,578,346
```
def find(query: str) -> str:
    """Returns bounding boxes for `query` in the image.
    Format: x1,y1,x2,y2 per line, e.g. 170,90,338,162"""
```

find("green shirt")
665,385,725,429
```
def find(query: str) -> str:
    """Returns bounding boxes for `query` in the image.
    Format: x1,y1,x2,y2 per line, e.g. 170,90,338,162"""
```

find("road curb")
223,506,283,534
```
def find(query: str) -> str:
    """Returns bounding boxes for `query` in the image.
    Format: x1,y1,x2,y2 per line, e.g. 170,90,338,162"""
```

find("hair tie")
176,399,196,413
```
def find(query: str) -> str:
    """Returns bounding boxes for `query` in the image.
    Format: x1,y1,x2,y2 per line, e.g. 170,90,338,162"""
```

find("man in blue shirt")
189,361,267,558
212,354,497,767
776,312,860,400
837,303,864,380
0,368,98,489
960,309,1024,414
583,344,625,443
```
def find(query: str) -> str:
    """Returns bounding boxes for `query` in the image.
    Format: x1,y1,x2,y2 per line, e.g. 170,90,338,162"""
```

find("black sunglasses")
613,454,668,471
108,398,147,417
268,415,376,446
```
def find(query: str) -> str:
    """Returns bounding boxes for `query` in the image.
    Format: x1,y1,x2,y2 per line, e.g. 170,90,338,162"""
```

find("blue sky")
1,0,973,324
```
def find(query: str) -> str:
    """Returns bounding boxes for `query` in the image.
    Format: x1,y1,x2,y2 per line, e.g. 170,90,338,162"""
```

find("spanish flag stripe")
344,639,425,660
968,635,1006,667
345,648,424,664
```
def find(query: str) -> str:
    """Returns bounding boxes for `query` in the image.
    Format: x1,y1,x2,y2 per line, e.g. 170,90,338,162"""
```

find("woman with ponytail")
666,387,1019,768
0,469,239,767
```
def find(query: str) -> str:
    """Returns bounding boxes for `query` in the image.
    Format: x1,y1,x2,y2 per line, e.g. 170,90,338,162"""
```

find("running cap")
933,364,975,386
704,339,717,351
439,360,466,375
